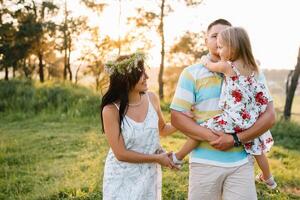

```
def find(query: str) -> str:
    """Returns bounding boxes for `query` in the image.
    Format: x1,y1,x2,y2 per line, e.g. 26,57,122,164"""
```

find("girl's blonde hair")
219,27,258,73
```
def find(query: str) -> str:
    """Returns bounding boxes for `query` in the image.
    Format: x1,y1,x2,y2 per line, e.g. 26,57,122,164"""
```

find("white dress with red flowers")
202,63,274,155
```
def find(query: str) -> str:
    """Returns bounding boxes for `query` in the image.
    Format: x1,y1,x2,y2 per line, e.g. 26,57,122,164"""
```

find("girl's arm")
102,105,174,168
200,56,231,74
148,92,177,137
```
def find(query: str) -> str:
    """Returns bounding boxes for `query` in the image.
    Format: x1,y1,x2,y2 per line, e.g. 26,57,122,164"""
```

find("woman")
101,52,177,200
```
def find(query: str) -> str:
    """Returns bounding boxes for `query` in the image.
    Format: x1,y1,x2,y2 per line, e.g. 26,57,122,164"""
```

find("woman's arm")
102,105,174,168
148,92,177,137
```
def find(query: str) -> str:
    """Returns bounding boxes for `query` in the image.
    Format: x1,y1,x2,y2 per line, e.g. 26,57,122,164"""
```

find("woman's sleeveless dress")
103,93,162,199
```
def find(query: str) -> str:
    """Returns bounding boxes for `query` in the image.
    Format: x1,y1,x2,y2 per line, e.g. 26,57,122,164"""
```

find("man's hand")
206,130,220,142
209,130,234,151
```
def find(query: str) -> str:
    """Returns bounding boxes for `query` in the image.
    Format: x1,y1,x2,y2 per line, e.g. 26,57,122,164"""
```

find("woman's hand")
156,152,178,169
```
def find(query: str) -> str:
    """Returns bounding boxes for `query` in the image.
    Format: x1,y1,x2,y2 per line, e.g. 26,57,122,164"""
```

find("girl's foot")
171,152,183,167
255,173,277,189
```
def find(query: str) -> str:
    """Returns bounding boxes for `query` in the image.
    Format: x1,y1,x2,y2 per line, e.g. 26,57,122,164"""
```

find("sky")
68,0,300,70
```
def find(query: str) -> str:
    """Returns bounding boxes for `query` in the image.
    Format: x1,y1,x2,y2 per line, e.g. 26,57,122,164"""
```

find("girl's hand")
200,55,209,66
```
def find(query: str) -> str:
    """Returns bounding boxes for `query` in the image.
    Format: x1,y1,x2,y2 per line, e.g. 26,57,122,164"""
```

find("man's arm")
238,102,276,143
171,110,218,142
210,102,276,150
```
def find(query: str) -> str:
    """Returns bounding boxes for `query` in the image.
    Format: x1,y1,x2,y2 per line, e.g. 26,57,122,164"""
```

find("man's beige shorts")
188,159,257,200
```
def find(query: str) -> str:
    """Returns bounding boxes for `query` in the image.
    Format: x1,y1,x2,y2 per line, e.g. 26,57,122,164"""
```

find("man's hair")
207,19,232,32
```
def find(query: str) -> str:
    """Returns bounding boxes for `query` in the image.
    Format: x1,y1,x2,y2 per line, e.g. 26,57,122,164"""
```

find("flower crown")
104,52,146,76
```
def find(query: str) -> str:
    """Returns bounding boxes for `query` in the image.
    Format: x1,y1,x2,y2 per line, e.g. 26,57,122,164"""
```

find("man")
170,19,275,200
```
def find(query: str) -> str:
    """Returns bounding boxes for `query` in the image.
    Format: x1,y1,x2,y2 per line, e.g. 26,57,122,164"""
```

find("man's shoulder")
181,63,211,78
183,63,206,72
183,63,222,81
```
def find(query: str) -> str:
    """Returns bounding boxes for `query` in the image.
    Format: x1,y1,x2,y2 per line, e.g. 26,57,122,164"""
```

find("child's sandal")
255,173,277,189
171,152,183,168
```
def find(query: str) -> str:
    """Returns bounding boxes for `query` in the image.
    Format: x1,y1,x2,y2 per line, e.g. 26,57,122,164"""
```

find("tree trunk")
158,0,165,100
75,65,81,85
12,64,16,78
63,0,68,80
64,46,68,80
38,52,44,82
96,77,100,91
285,70,293,95
67,38,72,81
4,66,9,80
284,47,300,120
118,0,122,55
22,59,27,78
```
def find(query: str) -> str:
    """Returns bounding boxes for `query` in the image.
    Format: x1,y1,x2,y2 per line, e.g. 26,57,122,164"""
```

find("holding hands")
155,148,180,170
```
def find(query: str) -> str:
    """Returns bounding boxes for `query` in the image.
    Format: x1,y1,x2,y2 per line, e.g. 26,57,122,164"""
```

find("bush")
0,80,100,118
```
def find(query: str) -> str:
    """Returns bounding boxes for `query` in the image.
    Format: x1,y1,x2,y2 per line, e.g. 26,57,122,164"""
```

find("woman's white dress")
103,93,162,200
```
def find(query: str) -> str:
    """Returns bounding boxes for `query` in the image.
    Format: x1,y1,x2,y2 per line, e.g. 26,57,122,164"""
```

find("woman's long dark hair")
100,54,145,134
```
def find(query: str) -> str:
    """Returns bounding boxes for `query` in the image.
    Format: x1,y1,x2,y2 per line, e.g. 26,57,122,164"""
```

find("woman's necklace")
128,95,143,107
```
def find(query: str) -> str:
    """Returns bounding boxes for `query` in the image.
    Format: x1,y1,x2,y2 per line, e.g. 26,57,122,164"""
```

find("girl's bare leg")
254,153,272,179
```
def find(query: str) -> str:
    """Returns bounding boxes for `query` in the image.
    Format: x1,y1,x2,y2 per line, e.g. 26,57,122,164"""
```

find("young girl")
101,52,177,200
172,27,277,189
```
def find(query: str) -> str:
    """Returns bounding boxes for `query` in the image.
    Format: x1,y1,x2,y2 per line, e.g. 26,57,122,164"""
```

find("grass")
0,115,104,200
0,80,299,199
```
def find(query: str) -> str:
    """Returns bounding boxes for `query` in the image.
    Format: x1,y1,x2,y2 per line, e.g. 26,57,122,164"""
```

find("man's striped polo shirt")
170,63,249,167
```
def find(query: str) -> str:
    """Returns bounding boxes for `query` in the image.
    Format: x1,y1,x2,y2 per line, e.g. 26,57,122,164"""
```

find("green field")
0,80,300,199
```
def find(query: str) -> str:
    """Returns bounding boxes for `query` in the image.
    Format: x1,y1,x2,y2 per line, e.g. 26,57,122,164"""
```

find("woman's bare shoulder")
147,91,159,109
102,104,119,118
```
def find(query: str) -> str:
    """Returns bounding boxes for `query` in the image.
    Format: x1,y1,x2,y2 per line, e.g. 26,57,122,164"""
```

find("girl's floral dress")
202,63,274,155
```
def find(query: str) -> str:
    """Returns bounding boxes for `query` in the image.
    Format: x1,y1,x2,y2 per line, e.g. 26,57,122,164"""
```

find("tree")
58,0,88,81
0,19,16,80
117,0,122,55
29,0,58,82
81,0,106,12
284,47,300,120
79,29,117,92
169,31,207,67
80,0,135,91
82,0,135,55
0,0,19,80
158,0,166,100
0,0,34,80
130,0,203,99
14,9,41,79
